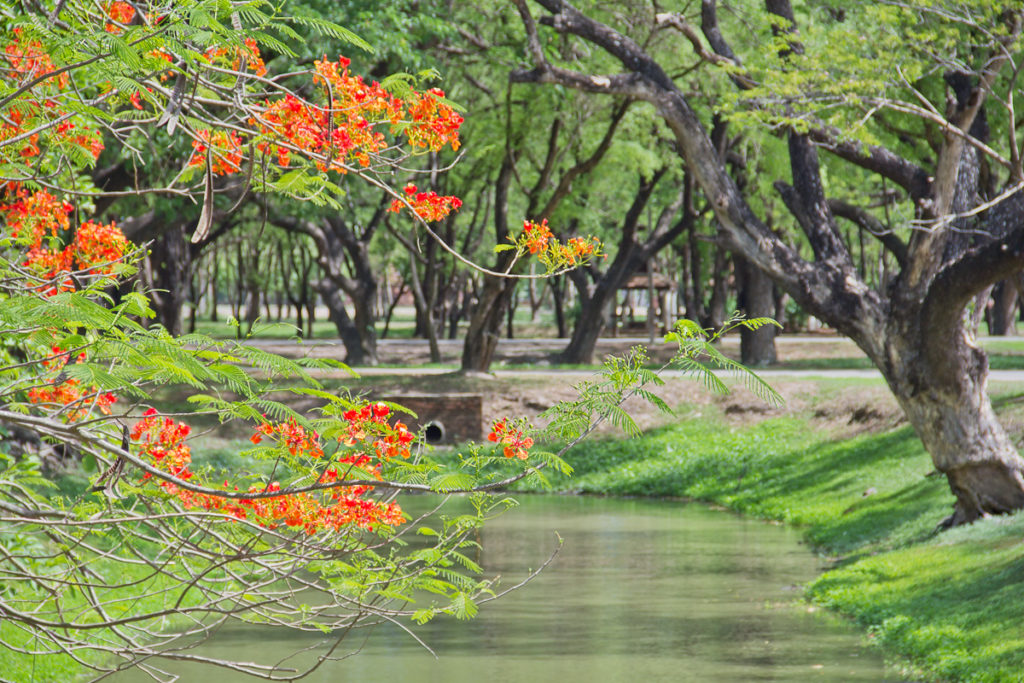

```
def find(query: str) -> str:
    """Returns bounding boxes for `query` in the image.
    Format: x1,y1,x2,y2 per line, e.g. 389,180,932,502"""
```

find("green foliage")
665,314,783,406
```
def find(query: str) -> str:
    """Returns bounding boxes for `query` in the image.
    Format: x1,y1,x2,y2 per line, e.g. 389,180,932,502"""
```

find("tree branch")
828,199,908,267
533,98,632,220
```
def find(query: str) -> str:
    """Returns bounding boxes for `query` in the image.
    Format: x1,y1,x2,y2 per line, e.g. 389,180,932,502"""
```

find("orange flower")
104,1,136,33
488,418,534,460
387,184,462,222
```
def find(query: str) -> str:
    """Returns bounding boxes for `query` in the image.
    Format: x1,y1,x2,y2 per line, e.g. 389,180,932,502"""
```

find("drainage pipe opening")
424,421,445,444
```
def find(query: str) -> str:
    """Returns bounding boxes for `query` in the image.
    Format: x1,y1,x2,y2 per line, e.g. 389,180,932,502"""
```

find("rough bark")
735,254,777,365
875,297,1024,525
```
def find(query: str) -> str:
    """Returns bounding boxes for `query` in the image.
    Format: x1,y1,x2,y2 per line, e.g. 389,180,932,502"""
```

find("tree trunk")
550,275,568,338
988,278,1018,335
506,282,517,339
408,253,441,364
735,254,777,365
317,282,374,366
703,245,730,330
558,273,610,365
348,286,378,365
461,273,514,372
146,224,192,336
461,153,516,372
875,312,1024,525
508,0,1024,525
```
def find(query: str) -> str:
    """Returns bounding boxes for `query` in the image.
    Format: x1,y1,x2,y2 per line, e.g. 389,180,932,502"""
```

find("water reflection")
114,495,898,682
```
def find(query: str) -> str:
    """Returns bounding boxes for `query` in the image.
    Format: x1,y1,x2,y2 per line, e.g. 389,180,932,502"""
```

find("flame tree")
0,1,646,679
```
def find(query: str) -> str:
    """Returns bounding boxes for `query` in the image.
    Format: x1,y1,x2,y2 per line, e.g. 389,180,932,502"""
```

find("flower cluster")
132,408,193,482
340,402,416,460
1,189,73,242
26,347,116,421
511,219,604,271
205,38,266,77
250,418,324,458
1,188,129,293
2,30,106,171
251,55,403,172
404,88,464,152
487,418,534,460
0,107,41,161
188,129,244,175
387,183,463,222
190,53,463,181
104,2,136,33
3,29,68,88
69,219,129,268
132,409,406,533
54,120,104,160
520,218,553,254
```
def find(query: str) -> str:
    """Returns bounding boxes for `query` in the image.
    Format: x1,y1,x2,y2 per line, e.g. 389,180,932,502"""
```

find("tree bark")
270,212,379,365
735,254,777,365
145,223,193,336
876,303,1024,525
461,272,515,371
550,275,568,338
558,169,688,364
316,283,369,366
988,278,1019,335
558,269,605,364
461,153,516,372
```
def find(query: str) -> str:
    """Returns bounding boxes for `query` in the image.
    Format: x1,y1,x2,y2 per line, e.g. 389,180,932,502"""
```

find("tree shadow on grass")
805,479,946,557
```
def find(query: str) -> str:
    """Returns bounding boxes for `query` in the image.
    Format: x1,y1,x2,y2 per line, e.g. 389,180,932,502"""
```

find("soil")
255,334,867,368
239,335,909,442
318,368,905,444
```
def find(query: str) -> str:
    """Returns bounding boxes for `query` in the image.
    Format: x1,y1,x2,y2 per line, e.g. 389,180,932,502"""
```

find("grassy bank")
516,408,1024,682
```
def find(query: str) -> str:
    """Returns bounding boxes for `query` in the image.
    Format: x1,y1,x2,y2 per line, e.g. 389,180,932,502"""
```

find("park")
1,1,1023,681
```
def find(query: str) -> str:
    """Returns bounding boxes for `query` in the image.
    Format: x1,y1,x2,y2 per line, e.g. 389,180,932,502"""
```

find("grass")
510,408,1024,682
187,306,566,342
809,515,1024,683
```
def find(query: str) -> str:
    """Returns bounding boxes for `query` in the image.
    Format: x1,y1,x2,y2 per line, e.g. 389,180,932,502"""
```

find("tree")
0,2,602,678
559,166,693,364
510,0,1024,524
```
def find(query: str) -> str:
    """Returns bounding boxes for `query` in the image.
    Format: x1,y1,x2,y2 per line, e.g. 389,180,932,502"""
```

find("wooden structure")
610,270,676,337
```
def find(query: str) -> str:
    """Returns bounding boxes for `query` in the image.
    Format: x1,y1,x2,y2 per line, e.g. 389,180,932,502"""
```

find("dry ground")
330,371,906,444
239,335,1024,446
257,334,865,367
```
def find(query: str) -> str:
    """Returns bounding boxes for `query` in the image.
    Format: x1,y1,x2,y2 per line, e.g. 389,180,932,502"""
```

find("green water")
115,495,896,682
